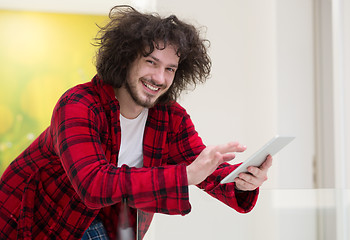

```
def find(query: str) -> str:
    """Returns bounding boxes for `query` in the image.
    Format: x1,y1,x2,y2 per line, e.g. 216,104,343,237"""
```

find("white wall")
274,1,317,239
345,0,350,190
275,0,315,189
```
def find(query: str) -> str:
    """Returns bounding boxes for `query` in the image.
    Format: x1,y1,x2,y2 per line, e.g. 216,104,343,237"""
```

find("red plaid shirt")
0,75,258,240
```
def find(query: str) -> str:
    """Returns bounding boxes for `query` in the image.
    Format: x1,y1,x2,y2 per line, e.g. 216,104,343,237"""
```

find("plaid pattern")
0,75,258,240
81,217,109,240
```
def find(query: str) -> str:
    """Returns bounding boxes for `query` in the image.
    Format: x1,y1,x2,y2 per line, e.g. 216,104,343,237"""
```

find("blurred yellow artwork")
0,10,108,172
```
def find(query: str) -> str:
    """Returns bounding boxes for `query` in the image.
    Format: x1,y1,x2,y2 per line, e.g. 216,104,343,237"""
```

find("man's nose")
152,67,166,85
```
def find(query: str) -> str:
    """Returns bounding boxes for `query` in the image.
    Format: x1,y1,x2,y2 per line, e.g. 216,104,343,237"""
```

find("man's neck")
114,87,145,119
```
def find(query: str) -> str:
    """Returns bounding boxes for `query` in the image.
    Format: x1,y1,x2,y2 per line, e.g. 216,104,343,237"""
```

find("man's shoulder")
153,101,188,117
58,81,98,105
150,102,193,130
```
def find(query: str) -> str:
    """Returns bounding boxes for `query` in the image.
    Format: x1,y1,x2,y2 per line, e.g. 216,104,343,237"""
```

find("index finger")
216,141,247,154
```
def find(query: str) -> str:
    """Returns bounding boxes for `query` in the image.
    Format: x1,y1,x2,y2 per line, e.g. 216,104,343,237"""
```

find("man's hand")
186,142,247,185
234,155,273,191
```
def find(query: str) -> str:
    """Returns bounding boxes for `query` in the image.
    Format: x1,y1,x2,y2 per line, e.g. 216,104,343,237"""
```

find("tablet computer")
220,135,295,184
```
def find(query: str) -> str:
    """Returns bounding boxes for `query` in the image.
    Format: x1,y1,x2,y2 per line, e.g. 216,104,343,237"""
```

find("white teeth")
143,82,159,91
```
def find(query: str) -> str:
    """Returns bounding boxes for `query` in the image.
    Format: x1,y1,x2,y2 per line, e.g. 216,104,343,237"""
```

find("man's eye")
167,68,176,73
146,60,154,65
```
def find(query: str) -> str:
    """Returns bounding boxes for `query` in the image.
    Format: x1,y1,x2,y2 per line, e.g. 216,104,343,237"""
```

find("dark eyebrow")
150,55,178,69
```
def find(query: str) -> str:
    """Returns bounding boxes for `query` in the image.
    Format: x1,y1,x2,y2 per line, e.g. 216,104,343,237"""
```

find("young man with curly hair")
0,5,272,240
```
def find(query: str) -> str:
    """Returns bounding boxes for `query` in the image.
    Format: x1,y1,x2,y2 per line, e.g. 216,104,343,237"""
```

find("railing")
142,188,350,240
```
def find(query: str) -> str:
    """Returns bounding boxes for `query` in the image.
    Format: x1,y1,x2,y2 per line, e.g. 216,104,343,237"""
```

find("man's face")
125,44,179,108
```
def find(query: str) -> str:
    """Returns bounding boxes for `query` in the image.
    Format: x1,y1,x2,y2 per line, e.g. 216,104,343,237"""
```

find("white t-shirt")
117,108,148,168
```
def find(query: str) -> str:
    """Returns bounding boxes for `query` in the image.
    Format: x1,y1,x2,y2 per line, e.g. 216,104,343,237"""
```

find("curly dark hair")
94,5,211,104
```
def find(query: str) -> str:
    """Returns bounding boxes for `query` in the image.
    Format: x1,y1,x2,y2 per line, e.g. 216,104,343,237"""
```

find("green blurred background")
0,10,108,173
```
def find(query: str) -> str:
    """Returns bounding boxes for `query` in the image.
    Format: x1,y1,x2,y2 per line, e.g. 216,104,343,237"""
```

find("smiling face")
124,44,179,109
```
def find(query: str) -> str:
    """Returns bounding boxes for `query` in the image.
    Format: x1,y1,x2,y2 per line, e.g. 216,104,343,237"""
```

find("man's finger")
216,142,247,154
221,152,236,162
234,178,256,191
260,155,273,171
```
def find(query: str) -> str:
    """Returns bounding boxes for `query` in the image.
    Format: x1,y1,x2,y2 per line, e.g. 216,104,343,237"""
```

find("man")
0,5,272,240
